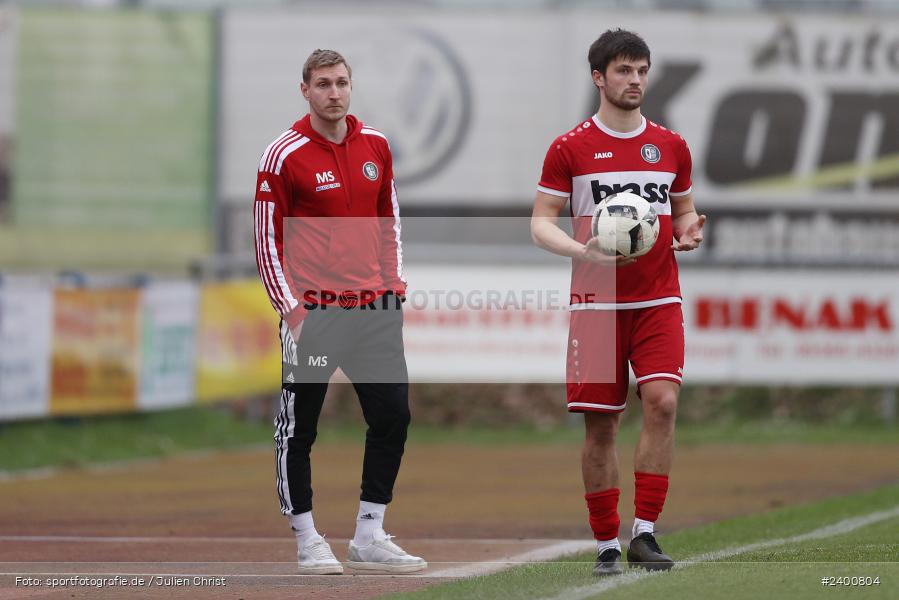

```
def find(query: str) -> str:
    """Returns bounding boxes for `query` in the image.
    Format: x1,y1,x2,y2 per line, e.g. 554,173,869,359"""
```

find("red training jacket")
254,114,405,329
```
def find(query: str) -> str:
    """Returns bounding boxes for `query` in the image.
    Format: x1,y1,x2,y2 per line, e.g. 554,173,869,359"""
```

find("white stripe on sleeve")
389,179,405,284
265,202,299,312
537,185,571,198
259,130,296,172
274,137,310,175
669,186,693,197
361,127,388,141
255,202,286,314
264,132,302,174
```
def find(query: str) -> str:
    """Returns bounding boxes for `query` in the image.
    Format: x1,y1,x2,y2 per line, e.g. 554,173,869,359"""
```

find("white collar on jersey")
591,114,646,139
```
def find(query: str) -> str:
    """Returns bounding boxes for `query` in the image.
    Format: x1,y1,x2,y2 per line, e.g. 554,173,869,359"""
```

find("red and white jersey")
538,115,693,308
254,114,405,328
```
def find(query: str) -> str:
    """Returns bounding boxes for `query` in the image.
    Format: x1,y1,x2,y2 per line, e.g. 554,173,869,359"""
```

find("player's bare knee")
643,391,678,422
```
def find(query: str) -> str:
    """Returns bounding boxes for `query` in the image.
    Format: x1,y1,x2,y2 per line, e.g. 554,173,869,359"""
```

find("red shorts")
566,302,684,413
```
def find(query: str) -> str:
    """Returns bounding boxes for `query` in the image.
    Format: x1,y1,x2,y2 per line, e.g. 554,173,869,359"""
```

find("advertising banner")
401,265,899,385
196,280,281,402
682,270,899,385
403,264,571,383
674,208,899,269
138,282,199,410
221,10,899,209
0,282,52,420
49,288,140,415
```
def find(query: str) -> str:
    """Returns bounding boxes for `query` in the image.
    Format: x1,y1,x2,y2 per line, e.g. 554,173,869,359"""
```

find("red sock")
634,472,669,522
585,488,620,541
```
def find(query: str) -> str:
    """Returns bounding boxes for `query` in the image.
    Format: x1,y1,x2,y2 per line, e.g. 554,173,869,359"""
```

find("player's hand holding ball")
586,192,660,265
582,237,636,266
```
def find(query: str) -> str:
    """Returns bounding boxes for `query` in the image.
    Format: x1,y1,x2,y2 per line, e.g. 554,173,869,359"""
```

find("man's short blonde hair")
302,49,351,84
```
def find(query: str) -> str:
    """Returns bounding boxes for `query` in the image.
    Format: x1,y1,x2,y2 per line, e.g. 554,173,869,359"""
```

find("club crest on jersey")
362,161,379,181
641,144,661,164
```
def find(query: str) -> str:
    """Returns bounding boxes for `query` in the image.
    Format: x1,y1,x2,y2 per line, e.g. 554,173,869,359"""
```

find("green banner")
3,9,214,270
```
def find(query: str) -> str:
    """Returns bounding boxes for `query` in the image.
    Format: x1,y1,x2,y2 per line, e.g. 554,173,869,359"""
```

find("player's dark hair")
302,49,352,84
588,29,651,75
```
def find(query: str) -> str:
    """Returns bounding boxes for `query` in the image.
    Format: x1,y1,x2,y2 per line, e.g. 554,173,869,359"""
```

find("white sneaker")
346,531,427,573
297,535,343,575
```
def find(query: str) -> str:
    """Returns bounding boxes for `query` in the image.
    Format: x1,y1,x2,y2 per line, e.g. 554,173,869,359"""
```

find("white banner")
138,282,199,410
403,265,899,385
221,10,899,208
403,264,571,382
0,282,52,420
682,270,899,385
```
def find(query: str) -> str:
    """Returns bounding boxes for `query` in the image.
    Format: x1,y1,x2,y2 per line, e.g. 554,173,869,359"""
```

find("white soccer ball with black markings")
590,192,660,258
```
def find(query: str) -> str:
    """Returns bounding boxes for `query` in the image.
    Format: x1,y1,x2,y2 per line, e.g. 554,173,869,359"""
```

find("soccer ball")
590,192,660,258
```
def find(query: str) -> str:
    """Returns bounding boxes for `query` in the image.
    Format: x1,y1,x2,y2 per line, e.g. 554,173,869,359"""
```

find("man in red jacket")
254,49,425,575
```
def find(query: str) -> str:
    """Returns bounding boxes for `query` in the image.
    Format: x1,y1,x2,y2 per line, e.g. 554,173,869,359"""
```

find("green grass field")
0,406,272,472
0,405,897,472
388,484,899,600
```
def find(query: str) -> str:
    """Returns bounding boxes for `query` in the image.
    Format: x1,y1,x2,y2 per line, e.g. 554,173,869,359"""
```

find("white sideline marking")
428,540,594,578
0,572,444,579
0,535,577,545
0,535,291,543
545,504,899,600
0,466,59,482
0,537,594,580
0,445,272,483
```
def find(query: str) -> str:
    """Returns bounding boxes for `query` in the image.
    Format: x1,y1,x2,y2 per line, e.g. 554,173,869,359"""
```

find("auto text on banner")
220,10,899,208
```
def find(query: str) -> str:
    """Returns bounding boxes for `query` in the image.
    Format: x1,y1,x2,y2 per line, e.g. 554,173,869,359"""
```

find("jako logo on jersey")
362,161,379,181
315,171,336,184
259,180,271,193
591,181,670,204
641,144,661,164
594,152,613,159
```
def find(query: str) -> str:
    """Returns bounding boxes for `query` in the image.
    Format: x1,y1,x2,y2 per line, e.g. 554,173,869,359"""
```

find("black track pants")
274,294,409,515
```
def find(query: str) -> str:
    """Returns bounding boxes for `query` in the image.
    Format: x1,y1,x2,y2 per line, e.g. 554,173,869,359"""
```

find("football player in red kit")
531,29,706,576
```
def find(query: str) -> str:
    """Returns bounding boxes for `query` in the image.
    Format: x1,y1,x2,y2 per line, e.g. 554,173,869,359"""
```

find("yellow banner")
50,289,140,415
196,280,281,402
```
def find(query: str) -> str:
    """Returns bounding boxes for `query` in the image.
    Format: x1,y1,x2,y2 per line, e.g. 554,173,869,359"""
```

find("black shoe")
627,532,674,571
593,548,623,576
